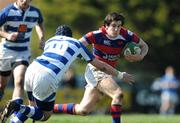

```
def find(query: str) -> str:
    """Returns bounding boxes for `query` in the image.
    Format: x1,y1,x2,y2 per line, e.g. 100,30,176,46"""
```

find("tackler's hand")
117,71,135,85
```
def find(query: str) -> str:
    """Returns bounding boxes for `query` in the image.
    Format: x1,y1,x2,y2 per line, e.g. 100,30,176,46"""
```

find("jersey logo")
18,24,27,32
104,40,111,46
17,24,27,40
102,54,119,61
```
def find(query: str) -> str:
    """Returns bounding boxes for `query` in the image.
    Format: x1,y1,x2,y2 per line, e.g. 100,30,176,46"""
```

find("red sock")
53,103,75,114
110,105,122,123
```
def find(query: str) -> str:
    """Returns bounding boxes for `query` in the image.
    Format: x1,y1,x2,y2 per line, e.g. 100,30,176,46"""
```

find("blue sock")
10,112,28,123
14,98,23,104
13,98,23,115
19,105,44,121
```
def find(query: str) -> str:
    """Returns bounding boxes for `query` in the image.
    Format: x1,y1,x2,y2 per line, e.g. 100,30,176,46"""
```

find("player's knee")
76,107,90,115
114,89,124,100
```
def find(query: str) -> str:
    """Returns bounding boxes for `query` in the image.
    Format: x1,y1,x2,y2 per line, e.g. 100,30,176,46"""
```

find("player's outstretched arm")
90,58,135,85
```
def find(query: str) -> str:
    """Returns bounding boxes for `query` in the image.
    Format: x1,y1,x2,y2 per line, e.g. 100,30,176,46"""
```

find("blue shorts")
27,91,55,111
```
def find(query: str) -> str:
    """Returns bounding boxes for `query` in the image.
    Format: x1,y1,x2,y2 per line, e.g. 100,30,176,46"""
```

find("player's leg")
85,64,123,123
161,92,178,114
97,77,123,123
9,91,35,123
10,62,28,121
74,87,102,115
0,54,12,100
54,87,101,115
11,50,30,104
12,61,28,102
0,45,14,100
160,92,171,114
168,93,178,114
160,100,169,114
54,64,102,115
1,99,53,123
0,73,10,100
9,63,56,122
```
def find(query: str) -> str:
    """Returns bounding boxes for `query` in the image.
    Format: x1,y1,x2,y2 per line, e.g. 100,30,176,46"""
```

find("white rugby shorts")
24,61,59,102
161,91,179,104
0,45,30,71
84,63,112,88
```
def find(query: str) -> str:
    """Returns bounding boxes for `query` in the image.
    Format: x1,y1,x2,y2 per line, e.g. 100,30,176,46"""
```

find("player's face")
16,0,32,10
106,21,122,38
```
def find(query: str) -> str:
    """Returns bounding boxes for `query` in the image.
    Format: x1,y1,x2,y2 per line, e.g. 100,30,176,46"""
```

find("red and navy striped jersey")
83,26,140,67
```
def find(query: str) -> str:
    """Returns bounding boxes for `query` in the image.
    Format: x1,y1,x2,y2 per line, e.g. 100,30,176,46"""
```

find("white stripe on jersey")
8,9,21,16
2,40,30,47
35,36,94,82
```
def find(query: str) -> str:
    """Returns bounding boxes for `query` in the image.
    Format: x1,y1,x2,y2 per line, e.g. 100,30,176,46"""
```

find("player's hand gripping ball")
124,42,141,56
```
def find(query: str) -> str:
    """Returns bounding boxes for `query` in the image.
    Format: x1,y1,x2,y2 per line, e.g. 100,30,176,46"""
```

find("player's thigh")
79,87,102,110
97,77,123,98
13,51,30,79
13,63,27,80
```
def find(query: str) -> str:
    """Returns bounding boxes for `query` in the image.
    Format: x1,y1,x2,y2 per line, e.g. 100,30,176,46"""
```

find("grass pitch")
9,114,180,123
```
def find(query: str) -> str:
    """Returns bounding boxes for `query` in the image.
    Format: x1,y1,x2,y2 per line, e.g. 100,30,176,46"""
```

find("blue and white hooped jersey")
0,3,43,51
35,36,95,82
160,75,179,93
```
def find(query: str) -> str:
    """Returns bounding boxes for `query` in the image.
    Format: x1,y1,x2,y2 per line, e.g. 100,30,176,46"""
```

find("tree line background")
1,0,180,83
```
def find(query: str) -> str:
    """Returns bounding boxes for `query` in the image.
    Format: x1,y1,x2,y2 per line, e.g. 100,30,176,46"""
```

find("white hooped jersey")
0,3,43,51
35,35,94,82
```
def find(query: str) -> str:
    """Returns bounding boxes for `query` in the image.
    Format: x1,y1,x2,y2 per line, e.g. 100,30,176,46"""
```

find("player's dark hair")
55,25,72,37
104,12,125,26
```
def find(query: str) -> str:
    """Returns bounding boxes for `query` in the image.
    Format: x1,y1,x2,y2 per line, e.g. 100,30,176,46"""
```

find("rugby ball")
124,42,141,56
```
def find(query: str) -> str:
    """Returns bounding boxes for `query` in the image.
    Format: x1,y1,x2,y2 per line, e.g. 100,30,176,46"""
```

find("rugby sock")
10,112,28,123
110,105,122,123
12,104,44,121
54,103,75,114
19,105,44,120
14,98,23,104
13,98,23,115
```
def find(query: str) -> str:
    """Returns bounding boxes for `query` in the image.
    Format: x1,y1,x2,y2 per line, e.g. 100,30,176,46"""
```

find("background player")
0,25,134,123
152,66,180,115
53,12,149,123
0,0,45,106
